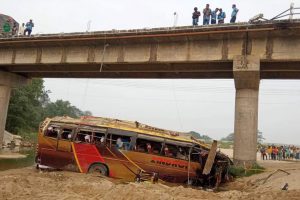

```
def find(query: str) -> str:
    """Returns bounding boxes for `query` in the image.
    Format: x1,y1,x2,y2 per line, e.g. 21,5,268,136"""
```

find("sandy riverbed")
1,159,300,200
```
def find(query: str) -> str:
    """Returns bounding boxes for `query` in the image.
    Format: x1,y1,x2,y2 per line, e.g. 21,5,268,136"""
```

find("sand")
0,152,26,159
1,159,300,200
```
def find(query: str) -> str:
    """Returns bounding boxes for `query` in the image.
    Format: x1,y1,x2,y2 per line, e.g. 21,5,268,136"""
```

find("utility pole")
173,12,178,27
290,3,295,20
86,20,92,32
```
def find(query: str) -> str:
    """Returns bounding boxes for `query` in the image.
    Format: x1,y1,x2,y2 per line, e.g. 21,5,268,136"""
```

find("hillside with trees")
181,131,213,143
221,131,265,143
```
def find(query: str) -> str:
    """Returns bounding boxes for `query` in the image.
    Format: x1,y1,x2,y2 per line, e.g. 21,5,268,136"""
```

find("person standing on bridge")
192,7,201,26
211,8,219,24
203,4,212,25
230,4,239,23
24,19,34,36
217,8,226,24
18,23,25,36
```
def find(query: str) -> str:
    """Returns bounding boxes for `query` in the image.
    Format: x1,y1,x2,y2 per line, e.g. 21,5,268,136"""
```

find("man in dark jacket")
192,7,201,26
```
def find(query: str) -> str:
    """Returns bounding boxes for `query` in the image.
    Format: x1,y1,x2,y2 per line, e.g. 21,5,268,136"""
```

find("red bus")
36,116,231,186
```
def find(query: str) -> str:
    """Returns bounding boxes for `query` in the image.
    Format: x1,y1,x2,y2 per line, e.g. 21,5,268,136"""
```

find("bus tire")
88,163,108,176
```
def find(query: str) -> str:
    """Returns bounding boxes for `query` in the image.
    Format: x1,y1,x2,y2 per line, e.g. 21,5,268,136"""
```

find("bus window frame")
59,126,76,142
92,128,107,145
43,124,61,140
107,128,138,149
74,126,107,144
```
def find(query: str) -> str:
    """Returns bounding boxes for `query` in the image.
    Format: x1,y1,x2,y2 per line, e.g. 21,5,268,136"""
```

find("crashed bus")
36,116,231,187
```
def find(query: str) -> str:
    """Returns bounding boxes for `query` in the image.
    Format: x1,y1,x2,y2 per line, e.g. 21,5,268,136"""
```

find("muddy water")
0,148,35,171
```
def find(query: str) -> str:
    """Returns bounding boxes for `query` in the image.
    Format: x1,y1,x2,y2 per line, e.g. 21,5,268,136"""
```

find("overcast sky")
2,0,300,145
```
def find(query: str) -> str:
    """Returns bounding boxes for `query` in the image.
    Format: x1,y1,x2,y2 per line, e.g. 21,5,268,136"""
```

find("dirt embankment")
1,161,300,200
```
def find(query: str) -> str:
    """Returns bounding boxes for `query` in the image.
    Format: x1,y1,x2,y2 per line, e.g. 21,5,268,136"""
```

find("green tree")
221,133,234,142
6,79,91,136
6,79,49,134
221,130,266,143
186,131,213,142
43,100,92,118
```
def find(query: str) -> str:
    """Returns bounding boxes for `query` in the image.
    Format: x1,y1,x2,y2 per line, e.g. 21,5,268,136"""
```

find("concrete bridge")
1,20,300,165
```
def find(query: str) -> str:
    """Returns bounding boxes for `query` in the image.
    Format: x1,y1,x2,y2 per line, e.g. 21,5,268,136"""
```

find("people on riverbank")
260,145,300,161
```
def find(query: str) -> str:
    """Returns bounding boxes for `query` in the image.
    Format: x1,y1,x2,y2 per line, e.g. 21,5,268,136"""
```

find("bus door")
39,124,60,167
56,127,76,169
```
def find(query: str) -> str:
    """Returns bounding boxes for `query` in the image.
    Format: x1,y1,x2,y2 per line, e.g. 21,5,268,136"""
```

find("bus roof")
47,116,210,148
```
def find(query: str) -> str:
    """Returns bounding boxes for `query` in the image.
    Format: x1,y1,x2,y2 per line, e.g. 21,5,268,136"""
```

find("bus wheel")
88,163,108,176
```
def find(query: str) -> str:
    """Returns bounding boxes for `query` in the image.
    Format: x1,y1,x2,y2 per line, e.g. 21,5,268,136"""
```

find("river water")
0,148,35,171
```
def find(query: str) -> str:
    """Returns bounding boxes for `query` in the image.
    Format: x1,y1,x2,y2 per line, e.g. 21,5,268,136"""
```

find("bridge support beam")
233,55,260,167
0,72,29,148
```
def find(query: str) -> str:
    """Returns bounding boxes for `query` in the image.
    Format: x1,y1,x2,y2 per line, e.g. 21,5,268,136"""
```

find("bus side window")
94,132,105,144
136,139,162,155
110,134,131,150
44,125,59,139
76,130,92,143
176,146,189,160
163,143,178,158
61,128,73,140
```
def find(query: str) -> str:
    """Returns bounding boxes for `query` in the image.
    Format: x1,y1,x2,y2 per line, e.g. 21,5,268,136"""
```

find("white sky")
2,0,300,145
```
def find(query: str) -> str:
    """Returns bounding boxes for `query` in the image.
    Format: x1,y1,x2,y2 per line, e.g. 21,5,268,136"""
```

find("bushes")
229,163,265,177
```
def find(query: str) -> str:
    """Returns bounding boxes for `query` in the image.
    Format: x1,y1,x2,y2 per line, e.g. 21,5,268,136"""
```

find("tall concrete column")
0,72,29,148
0,86,11,147
233,55,260,166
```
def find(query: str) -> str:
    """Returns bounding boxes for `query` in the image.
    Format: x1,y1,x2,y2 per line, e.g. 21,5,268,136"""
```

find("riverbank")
0,148,35,171
1,160,300,200
0,148,27,159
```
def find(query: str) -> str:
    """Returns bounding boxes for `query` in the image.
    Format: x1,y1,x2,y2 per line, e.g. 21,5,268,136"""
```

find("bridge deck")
1,19,300,79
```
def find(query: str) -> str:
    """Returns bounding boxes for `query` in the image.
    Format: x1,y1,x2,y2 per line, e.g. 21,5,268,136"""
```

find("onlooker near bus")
18,23,25,36
211,8,218,24
2,19,11,37
203,4,212,25
230,4,239,23
24,19,34,36
267,146,272,160
296,148,300,160
192,7,201,26
260,146,267,160
217,8,226,24
278,146,283,160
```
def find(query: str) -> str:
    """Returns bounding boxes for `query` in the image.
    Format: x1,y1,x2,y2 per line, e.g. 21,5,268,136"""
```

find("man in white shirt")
18,23,25,36
84,134,91,143
116,137,123,148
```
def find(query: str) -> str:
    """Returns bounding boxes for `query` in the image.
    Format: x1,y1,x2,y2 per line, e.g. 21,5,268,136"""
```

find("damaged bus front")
36,116,232,187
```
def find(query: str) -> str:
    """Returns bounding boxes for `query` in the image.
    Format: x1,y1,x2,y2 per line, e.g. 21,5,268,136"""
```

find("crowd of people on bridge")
192,4,239,26
1,3,239,38
1,18,34,37
260,145,300,161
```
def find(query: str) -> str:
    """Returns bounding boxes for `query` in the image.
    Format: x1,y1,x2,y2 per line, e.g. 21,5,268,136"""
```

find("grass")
218,141,233,149
229,163,265,177
19,131,38,143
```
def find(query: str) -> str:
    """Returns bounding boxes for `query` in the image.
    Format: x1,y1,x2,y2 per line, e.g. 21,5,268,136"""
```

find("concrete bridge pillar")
0,72,28,148
233,55,260,167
